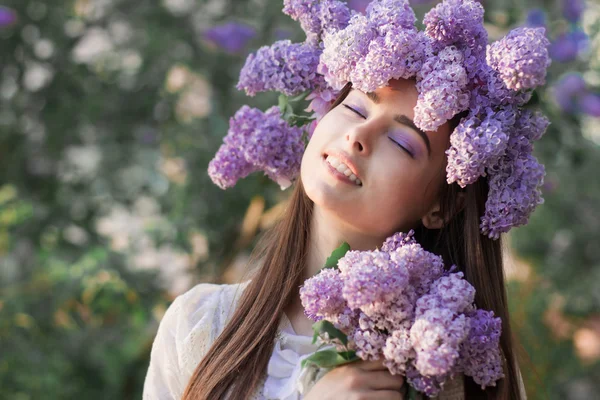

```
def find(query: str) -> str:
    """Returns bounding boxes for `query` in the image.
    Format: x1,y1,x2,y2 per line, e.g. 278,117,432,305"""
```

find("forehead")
349,79,419,115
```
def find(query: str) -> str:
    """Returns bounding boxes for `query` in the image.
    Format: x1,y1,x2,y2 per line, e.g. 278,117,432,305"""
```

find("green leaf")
278,94,289,114
323,242,350,270
311,320,349,347
301,349,356,369
288,90,311,103
283,103,294,120
288,115,315,127
338,350,358,361
407,386,423,400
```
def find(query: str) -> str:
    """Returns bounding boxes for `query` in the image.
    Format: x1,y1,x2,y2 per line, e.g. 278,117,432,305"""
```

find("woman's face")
301,79,452,239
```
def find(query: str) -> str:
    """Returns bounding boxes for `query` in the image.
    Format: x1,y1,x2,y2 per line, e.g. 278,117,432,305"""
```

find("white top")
143,281,465,400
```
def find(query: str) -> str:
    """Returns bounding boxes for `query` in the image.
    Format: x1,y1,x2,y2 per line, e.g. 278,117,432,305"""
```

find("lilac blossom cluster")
486,27,551,91
320,0,425,92
283,0,351,45
212,0,552,240
300,230,504,396
414,46,470,131
208,106,305,189
237,40,325,97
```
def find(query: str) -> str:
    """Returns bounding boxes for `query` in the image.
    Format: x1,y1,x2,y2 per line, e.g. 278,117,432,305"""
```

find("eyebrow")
365,91,431,157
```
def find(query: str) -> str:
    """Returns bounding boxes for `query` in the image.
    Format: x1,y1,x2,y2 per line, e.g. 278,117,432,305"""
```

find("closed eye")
343,104,366,119
388,137,414,158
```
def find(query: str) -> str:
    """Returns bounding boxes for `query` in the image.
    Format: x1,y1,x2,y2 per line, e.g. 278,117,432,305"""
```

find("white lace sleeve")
142,283,224,400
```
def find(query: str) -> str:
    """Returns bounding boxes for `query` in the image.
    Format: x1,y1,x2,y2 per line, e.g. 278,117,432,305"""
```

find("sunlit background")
0,0,598,399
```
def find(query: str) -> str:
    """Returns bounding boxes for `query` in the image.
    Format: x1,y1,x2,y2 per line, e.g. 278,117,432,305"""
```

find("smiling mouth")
323,154,362,186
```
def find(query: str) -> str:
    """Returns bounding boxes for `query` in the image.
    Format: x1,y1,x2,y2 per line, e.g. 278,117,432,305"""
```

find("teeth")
325,155,362,186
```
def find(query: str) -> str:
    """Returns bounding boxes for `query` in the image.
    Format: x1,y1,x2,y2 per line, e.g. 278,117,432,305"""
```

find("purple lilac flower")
389,243,445,298
352,29,428,92
366,0,416,34
552,73,587,113
207,144,255,190
550,30,589,63
237,40,324,97
283,0,321,44
347,0,370,13
427,272,476,314
383,288,417,325
414,46,470,131
581,93,600,117
515,109,550,142
318,0,352,35
562,0,585,24
526,8,546,27
305,87,338,121
405,364,447,397
480,134,545,239
459,309,504,388
381,229,417,252
485,67,533,107
487,27,551,91
300,268,346,321
0,7,17,27
203,22,256,54
208,106,305,189
383,327,415,374
423,0,488,55
410,308,469,376
329,306,360,333
352,328,387,360
320,13,376,90
338,250,410,311
445,107,515,187
283,0,351,44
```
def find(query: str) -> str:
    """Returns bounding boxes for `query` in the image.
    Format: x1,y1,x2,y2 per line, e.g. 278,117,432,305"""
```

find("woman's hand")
303,359,406,400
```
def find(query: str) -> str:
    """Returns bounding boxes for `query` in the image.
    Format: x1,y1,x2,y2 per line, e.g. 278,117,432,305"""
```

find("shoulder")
170,281,251,376
143,281,251,400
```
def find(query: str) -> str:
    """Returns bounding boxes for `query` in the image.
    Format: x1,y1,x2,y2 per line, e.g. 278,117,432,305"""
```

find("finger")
355,359,388,371
362,390,403,400
364,370,405,391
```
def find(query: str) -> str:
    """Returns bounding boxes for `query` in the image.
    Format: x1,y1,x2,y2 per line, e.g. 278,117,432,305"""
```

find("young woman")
143,0,548,397
142,79,528,399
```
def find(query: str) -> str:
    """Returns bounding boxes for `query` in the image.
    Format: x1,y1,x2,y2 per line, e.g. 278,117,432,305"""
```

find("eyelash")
343,104,365,119
343,104,413,158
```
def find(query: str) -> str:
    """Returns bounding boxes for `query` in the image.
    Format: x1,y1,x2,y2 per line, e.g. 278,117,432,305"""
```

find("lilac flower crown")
208,0,552,240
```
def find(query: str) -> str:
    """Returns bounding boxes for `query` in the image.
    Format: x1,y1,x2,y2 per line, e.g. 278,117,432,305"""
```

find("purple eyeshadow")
389,132,420,158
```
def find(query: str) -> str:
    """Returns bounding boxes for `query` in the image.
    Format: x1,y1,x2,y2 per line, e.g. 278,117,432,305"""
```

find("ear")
421,192,466,230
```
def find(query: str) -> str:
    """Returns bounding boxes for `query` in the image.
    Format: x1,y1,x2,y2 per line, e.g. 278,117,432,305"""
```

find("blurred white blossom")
162,0,196,15
175,74,212,122
95,196,194,295
159,156,187,185
57,145,102,183
72,27,114,64
23,62,54,92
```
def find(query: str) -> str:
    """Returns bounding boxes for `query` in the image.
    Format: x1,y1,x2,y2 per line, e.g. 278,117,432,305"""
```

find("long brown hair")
182,84,524,399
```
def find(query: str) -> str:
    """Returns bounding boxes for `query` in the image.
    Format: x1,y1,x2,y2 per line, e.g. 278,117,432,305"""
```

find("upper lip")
324,150,362,181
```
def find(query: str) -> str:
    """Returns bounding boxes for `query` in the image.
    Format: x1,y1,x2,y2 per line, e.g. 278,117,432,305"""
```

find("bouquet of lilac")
299,231,504,397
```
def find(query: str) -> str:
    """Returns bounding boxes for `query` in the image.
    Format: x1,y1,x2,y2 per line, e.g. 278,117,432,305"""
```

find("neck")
285,204,385,336
303,205,385,280
285,204,386,336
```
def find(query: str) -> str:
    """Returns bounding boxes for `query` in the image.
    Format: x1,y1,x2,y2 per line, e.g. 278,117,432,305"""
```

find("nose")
345,122,374,156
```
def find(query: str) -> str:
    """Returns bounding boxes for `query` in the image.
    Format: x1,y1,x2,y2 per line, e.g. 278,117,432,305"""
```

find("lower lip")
323,156,360,187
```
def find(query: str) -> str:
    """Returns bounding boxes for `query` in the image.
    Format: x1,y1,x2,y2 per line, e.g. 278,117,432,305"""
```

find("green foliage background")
0,0,598,399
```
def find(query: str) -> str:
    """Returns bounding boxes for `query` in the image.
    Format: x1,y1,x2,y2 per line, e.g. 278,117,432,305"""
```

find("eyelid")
343,104,366,119
388,136,414,158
